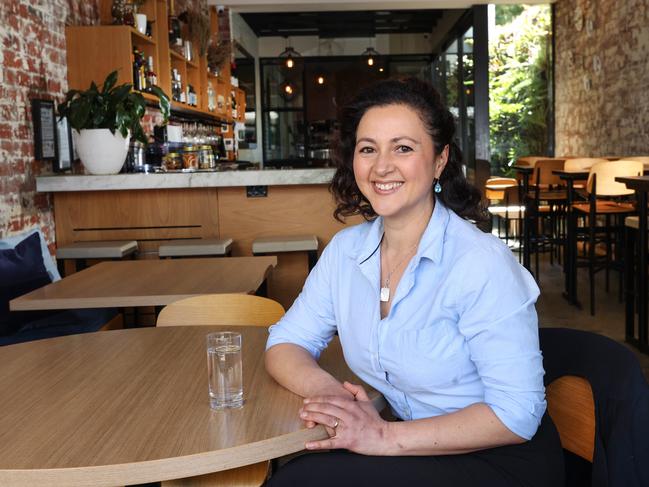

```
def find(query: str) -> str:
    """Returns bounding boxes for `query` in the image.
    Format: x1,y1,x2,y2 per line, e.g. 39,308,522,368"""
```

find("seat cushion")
158,238,233,257
252,235,319,253
0,228,60,282
56,240,138,259
0,233,52,336
0,308,118,346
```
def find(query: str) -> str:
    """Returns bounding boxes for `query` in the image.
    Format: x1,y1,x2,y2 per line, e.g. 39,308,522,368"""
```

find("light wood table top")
0,326,383,486
9,257,277,311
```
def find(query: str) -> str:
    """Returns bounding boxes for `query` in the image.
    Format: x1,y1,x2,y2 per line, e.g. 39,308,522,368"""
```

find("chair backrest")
587,160,644,196
156,293,285,327
516,156,545,168
534,158,565,186
485,177,517,200
546,375,596,461
564,158,608,172
623,156,649,169
539,328,649,486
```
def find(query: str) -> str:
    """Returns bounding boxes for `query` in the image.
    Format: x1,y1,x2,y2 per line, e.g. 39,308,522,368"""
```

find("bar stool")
252,235,319,271
158,238,233,258
56,240,138,276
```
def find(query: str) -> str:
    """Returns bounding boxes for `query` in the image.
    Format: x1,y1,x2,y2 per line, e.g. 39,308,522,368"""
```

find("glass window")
263,110,305,166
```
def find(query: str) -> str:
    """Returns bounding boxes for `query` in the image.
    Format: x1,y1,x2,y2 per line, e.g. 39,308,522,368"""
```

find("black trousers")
265,413,565,487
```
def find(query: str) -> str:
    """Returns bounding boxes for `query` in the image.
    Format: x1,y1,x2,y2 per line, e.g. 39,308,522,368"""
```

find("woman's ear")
435,144,450,178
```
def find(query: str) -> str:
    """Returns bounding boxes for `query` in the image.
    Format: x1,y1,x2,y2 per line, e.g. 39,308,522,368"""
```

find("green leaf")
102,71,119,94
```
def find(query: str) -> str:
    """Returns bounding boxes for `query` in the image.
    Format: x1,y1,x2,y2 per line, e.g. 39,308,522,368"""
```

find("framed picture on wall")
31,98,58,161
56,116,74,171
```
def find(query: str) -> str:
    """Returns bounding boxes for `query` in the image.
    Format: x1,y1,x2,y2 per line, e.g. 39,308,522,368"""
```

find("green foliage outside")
489,5,552,176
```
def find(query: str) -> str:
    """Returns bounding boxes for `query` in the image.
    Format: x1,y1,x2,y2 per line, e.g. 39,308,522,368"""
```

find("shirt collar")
354,199,451,265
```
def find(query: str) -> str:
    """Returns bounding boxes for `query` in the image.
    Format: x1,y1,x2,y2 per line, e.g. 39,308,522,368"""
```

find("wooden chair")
157,293,286,487
546,376,595,462
540,328,649,486
572,160,643,314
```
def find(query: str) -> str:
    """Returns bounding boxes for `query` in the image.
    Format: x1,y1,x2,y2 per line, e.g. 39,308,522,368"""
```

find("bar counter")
37,168,357,310
36,168,336,192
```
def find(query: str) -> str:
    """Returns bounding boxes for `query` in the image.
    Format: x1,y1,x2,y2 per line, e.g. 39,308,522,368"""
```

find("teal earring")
434,179,442,193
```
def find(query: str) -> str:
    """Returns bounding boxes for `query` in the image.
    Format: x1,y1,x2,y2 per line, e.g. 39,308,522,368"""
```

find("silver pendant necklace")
380,240,418,303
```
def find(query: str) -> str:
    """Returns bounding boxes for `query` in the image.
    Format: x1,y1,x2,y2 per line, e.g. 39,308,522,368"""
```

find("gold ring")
332,419,339,429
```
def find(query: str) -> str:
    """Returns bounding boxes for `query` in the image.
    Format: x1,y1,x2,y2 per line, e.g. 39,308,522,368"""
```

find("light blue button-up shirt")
266,201,545,440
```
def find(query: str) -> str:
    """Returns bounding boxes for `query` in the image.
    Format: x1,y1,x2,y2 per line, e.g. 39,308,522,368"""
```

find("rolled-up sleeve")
455,241,545,440
266,234,340,359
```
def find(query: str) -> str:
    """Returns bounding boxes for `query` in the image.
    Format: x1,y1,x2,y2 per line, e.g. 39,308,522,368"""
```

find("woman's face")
352,103,448,223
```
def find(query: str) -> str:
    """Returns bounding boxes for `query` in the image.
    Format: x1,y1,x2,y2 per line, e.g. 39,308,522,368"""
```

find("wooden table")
0,326,383,486
616,175,649,354
9,257,277,311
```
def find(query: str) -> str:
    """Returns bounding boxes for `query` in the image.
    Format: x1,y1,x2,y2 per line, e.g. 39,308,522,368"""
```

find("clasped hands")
299,381,391,455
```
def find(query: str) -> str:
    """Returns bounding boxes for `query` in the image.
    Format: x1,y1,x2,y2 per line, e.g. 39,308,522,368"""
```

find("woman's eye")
358,146,375,154
395,145,413,153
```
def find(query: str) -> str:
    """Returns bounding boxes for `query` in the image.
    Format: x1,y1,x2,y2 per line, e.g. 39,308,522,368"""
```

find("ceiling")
216,0,553,13
240,10,446,38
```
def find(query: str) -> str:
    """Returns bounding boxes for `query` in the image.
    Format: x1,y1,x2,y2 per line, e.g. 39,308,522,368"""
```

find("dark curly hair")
330,77,486,223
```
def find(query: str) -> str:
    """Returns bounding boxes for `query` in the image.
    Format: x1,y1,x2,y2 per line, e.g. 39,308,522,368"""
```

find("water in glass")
207,332,243,409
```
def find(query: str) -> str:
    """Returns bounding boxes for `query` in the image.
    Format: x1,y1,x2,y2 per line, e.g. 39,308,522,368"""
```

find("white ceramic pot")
74,129,130,175
135,14,147,35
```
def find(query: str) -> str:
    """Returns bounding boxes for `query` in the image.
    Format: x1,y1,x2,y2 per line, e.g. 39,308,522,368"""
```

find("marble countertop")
36,168,336,192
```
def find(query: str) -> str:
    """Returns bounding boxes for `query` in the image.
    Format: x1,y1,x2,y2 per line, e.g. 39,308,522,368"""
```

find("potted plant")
58,70,170,175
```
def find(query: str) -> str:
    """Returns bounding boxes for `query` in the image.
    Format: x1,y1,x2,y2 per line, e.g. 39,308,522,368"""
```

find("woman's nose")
373,151,394,176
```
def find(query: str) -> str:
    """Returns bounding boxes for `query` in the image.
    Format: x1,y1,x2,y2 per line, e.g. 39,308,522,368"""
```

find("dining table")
616,175,649,354
0,326,385,486
9,256,277,312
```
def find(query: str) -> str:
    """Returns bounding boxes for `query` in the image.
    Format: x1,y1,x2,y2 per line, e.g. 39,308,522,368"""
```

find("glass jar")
164,151,183,170
182,145,199,170
199,145,215,169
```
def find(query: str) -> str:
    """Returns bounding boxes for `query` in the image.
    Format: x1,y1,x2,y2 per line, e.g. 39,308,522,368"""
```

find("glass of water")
206,331,244,409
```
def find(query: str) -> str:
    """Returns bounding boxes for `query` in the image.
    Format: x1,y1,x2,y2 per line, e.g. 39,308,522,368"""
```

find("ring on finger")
332,418,340,429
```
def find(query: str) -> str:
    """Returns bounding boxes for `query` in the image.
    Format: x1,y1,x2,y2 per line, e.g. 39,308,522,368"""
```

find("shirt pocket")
391,322,470,391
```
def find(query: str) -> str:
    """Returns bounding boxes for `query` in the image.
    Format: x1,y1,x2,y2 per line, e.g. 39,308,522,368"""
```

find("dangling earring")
434,179,442,193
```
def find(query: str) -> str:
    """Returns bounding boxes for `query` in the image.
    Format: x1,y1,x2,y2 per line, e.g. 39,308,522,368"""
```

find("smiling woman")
330,78,485,223
264,78,565,487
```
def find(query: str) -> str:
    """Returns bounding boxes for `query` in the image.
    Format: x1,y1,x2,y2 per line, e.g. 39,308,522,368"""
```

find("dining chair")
524,159,567,278
157,293,286,487
622,156,649,175
572,160,643,315
488,184,524,256
539,327,649,487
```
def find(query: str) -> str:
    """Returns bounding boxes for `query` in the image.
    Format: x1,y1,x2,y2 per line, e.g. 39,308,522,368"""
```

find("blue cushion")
0,308,119,346
0,228,61,282
0,233,52,336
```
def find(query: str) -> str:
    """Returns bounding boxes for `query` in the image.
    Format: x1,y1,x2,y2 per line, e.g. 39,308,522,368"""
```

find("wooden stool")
56,240,138,275
158,238,233,258
252,235,319,271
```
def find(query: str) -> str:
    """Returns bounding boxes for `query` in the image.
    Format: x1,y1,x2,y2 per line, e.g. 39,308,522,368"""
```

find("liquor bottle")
179,74,186,103
139,51,147,91
230,90,237,119
168,0,182,48
146,56,157,90
132,48,142,91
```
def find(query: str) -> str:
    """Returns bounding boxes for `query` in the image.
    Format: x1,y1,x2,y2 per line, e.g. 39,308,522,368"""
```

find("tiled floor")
529,250,649,380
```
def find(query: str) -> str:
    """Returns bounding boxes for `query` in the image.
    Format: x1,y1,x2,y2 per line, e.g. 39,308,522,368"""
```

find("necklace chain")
380,240,418,302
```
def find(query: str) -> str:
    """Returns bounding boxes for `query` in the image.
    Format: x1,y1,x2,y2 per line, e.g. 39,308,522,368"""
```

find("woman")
264,78,564,486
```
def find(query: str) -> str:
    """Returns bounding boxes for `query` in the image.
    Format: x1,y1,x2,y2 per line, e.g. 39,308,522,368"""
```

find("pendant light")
362,46,380,66
279,37,300,69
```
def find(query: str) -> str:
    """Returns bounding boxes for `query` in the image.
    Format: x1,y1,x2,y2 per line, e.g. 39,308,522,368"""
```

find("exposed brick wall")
554,0,649,157
0,0,206,251
0,0,100,248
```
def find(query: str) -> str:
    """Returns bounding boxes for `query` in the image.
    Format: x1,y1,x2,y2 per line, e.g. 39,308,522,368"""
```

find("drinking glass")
206,331,243,409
